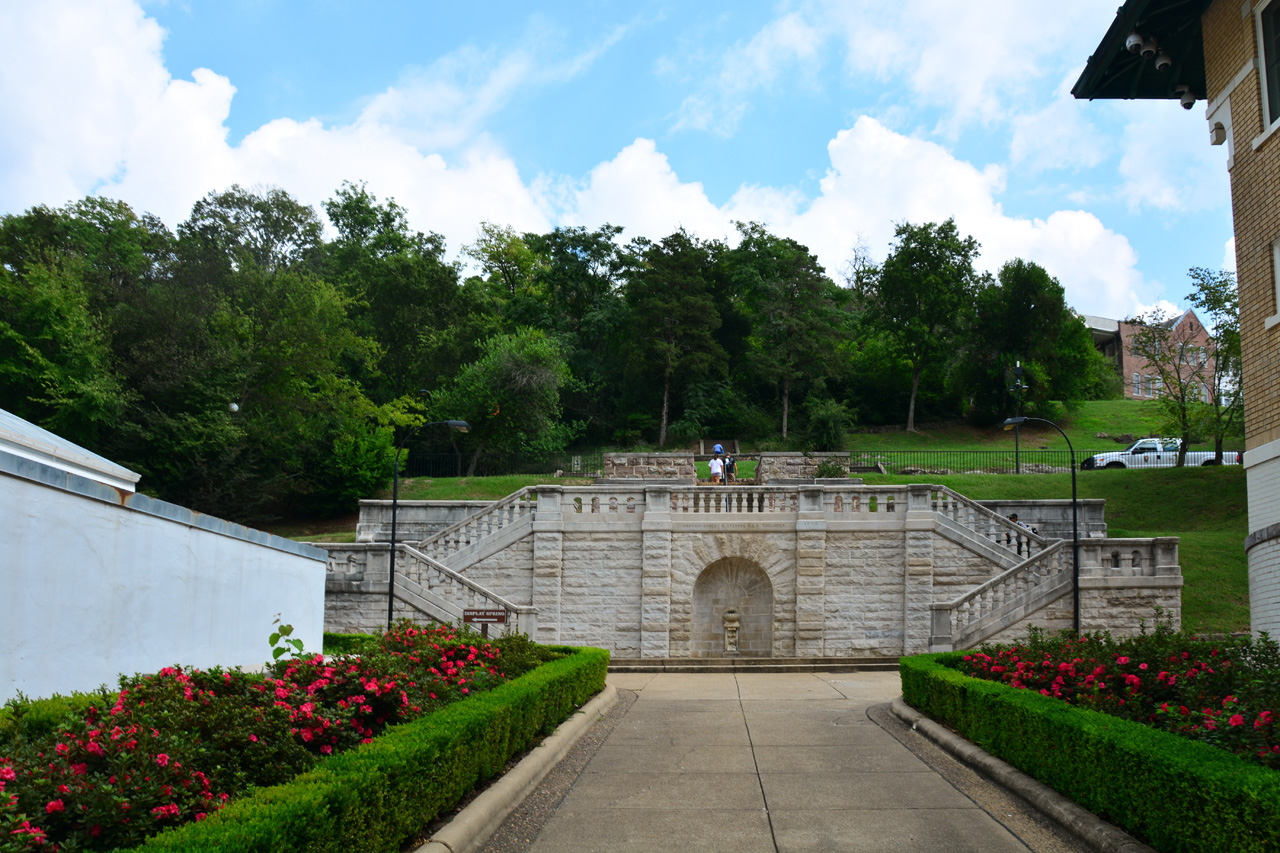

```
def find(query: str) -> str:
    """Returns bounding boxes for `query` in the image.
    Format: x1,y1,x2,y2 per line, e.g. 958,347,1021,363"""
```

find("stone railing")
562,488,646,515
401,545,536,635
417,487,537,563
822,486,909,517
931,540,1072,651
1079,537,1180,577
668,486,800,514
932,485,1050,561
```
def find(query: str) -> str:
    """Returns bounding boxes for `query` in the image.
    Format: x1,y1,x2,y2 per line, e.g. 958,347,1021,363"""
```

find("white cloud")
0,0,555,252
1009,71,1110,173
1223,236,1237,271
821,0,1119,134
1116,101,1229,213
671,12,824,136
550,117,1152,318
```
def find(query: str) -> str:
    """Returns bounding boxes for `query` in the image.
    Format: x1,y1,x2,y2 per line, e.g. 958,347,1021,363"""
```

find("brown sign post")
462,608,507,638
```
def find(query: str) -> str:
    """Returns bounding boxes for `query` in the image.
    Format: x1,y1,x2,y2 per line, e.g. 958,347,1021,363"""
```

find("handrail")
416,486,537,562
931,484,1051,558
942,540,1068,610
401,544,531,612
931,540,1071,650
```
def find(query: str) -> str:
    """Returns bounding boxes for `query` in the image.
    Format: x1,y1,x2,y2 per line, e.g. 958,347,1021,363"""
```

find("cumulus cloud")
550,117,1152,318
1116,101,1229,213
0,1,1169,320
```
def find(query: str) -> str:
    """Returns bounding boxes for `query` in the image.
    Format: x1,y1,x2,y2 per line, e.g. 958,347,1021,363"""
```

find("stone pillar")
641,486,673,658
531,486,564,644
903,485,936,655
795,486,827,657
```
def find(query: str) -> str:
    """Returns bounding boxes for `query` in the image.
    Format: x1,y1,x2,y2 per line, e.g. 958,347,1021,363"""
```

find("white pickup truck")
1081,438,1242,469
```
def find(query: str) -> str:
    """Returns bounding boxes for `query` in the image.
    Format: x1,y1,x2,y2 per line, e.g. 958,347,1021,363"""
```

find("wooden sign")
463,609,507,624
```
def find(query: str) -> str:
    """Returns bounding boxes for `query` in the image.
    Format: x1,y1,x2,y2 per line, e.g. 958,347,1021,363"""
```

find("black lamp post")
1009,362,1027,474
388,418,470,629
1002,416,1080,635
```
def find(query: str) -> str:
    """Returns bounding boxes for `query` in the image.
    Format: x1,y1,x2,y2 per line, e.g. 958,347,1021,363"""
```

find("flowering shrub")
957,623,1280,769
1,622,516,852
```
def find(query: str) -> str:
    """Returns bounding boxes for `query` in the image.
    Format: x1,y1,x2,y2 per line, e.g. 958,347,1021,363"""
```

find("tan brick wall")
1205,1,1280,449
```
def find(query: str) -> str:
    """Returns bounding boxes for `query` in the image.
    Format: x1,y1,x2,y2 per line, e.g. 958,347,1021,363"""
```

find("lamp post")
388,418,470,629
1009,362,1027,474
1002,416,1080,634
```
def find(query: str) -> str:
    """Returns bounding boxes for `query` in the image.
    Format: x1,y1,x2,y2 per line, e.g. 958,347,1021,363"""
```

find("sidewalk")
520,672,1041,853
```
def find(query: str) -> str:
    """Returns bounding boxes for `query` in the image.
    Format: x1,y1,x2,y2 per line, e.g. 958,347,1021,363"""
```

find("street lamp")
1009,362,1028,474
1002,416,1080,634
388,417,470,629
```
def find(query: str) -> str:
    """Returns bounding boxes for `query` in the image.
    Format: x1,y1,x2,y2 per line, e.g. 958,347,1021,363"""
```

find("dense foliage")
0,184,1121,517
0,623,551,851
958,624,1280,768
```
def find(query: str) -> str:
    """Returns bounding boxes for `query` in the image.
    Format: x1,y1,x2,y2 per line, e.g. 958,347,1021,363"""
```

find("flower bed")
955,625,1280,768
902,637,1280,852
1,623,579,851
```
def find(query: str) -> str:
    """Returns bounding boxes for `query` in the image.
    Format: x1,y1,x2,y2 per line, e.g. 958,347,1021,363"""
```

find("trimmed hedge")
133,646,608,852
902,652,1280,853
321,632,379,656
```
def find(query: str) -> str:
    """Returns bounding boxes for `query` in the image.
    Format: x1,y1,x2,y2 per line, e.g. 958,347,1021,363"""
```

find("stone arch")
691,558,774,657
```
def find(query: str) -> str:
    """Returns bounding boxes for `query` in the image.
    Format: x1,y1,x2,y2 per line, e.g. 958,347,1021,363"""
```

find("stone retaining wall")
756,452,849,482
602,453,695,481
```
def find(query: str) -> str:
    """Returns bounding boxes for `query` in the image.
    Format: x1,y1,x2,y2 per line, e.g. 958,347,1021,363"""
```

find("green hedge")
901,653,1280,853
321,631,379,656
134,645,608,852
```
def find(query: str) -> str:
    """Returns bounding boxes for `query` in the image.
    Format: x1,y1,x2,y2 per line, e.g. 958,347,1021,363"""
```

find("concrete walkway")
523,672,1041,853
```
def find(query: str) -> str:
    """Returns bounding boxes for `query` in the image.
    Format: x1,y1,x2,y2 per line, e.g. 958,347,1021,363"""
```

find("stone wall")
601,453,695,481
356,500,489,543
976,499,1107,540
320,483,1181,658
756,452,849,483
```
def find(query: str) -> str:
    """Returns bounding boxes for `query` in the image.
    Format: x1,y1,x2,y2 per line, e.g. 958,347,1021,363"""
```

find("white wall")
1,452,327,702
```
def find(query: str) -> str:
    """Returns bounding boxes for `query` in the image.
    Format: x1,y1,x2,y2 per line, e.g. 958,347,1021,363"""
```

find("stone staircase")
415,486,537,570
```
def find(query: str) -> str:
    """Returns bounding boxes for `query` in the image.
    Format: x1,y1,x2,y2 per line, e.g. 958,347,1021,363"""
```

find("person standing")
724,454,737,483
709,453,724,484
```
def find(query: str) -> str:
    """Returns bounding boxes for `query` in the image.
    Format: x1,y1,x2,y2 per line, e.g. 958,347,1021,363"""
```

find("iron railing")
401,451,604,479
848,449,1107,475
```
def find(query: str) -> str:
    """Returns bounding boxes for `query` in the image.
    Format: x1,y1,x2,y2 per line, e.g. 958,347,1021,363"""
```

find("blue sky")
0,1,1237,319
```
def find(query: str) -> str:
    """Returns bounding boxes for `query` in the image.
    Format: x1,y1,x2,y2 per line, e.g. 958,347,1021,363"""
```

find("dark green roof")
1072,0,1213,101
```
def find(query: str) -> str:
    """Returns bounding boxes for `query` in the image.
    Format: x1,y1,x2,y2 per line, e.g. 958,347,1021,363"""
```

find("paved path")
520,672,1069,853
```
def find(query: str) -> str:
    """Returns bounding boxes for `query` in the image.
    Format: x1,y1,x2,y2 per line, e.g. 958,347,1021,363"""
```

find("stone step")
608,656,899,674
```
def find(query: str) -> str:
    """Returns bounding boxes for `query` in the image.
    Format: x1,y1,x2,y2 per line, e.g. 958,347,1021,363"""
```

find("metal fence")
401,451,604,479
848,449,1107,476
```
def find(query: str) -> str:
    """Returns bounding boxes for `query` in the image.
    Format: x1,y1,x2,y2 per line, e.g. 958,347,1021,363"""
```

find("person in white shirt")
709,454,724,484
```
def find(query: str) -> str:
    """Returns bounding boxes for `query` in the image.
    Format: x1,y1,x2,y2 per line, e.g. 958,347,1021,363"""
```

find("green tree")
323,182,480,403
624,230,727,446
733,222,845,438
855,219,980,431
957,259,1118,423
428,328,573,475
0,256,128,444
1186,267,1244,462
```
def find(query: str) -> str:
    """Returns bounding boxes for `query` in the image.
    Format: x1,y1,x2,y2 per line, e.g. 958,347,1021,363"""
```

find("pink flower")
71,763,87,775
46,799,65,813
320,745,332,755
86,741,104,757
1117,656,1129,665
155,753,170,767
1229,714,1246,727
249,735,258,743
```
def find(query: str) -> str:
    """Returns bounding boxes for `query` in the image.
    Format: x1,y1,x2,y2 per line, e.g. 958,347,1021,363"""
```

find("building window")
1144,375,1153,396
1155,375,1164,396
1133,372,1141,395
1262,0,1280,129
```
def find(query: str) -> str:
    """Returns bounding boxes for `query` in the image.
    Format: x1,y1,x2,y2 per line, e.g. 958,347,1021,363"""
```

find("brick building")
1076,0,1280,634
1083,309,1217,401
